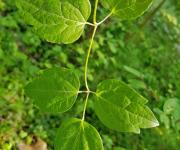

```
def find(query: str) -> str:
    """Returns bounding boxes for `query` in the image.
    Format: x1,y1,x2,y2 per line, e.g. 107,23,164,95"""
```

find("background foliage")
0,0,179,149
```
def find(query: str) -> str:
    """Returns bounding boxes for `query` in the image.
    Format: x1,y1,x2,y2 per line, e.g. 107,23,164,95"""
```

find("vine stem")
82,0,113,121
84,0,99,91
82,0,99,121
84,25,97,91
93,0,99,24
82,93,90,121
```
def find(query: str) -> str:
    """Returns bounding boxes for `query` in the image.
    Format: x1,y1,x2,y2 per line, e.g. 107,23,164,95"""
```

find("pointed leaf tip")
94,79,159,133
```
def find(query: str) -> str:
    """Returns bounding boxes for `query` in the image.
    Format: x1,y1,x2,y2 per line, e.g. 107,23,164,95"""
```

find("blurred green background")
0,0,180,149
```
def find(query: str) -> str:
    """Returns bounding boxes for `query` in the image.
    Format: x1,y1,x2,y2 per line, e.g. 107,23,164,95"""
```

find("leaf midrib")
62,123,83,150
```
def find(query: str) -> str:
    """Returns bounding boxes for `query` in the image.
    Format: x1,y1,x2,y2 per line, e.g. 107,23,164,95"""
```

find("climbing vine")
16,0,159,149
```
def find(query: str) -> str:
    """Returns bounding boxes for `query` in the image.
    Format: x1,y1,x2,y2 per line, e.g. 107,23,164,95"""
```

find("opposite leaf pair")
16,0,153,44
25,68,159,134
17,0,157,149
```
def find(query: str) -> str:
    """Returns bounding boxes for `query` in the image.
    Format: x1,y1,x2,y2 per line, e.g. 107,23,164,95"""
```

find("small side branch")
97,12,113,25
78,90,96,94
139,0,166,28
86,22,96,26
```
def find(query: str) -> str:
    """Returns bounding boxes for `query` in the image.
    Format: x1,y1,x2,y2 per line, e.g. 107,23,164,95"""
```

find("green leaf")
25,68,80,113
128,79,146,90
163,98,180,121
101,0,153,20
123,65,144,78
16,0,91,44
94,79,159,133
54,118,104,150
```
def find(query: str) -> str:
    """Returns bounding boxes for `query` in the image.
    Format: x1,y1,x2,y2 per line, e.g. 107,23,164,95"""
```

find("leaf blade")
94,79,159,133
100,0,153,20
16,0,91,44
25,68,80,113
54,118,104,150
